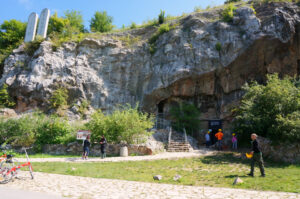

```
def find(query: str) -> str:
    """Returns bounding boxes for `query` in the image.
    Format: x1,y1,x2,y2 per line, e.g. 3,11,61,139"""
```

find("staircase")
167,128,192,152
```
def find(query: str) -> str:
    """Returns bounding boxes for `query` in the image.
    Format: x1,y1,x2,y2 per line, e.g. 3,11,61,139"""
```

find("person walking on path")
205,131,211,148
100,135,107,159
248,133,265,177
215,129,223,151
232,133,238,150
82,135,91,160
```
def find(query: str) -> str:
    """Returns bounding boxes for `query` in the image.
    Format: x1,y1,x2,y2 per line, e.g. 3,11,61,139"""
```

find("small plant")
50,86,69,110
158,10,165,24
215,42,222,52
77,99,90,117
225,0,241,4
222,3,237,22
148,23,178,55
24,36,45,56
130,22,137,29
0,83,15,108
194,6,202,12
116,35,141,48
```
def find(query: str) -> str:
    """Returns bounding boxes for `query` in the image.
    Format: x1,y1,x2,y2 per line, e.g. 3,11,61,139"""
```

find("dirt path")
18,150,215,163
2,172,299,199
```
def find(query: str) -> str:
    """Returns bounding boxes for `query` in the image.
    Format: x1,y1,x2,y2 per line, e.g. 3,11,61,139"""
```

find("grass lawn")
30,153,300,193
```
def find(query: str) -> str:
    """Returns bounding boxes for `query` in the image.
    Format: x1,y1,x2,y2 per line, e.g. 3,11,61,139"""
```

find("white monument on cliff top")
24,8,50,42
24,12,38,42
37,8,50,38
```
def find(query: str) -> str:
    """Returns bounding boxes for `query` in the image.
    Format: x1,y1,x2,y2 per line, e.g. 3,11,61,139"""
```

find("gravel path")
2,172,300,199
17,150,215,163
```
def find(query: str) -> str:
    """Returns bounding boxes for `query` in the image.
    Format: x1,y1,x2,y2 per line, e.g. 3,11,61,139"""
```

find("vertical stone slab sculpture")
24,12,38,42
37,8,50,38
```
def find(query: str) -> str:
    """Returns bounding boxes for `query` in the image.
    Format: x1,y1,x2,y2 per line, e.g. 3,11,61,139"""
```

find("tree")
158,10,165,24
90,11,114,33
0,84,15,108
0,19,26,53
170,102,201,135
48,12,68,34
233,74,300,143
63,10,84,33
86,104,154,145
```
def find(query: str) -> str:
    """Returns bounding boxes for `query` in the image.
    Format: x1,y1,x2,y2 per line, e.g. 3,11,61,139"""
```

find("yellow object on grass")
246,153,253,159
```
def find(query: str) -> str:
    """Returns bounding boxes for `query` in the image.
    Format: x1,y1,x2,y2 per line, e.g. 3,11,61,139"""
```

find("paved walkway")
2,172,300,199
18,150,215,163
0,186,65,199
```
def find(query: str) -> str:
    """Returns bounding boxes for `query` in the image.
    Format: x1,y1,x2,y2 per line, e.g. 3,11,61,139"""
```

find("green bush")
90,11,114,33
24,36,45,56
130,22,137,29
215,42,222,52
86,104,154,145
35,115,75,151
0,113,78,151
222,3,237,22
233,74,300,144
170,102,201,135
158,10,166,24
0,84,15,108
50,87,69,109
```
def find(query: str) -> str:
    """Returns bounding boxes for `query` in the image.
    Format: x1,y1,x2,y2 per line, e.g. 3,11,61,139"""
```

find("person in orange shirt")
215,129,224,151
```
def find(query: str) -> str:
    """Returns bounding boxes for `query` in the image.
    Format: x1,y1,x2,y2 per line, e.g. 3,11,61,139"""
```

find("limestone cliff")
1,2,300,126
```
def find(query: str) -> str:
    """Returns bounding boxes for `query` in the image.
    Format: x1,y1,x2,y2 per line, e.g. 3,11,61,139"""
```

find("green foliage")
148,23,178,55
130,22,137,29
170,102,201,135
76,100,90,117
225,0,241,4
48,12,68,34
90,11,114,33
0,113,78,151
24,35,44,56
194,6,203,12
222,3,237,22
114,35,141,48
158,10,166,24
86,104,154,145
50,87,69,109
0,84,15,108
63,10,85,33
233,74,300,143
215,42,222,52
0,19,26,54
0,19,26,70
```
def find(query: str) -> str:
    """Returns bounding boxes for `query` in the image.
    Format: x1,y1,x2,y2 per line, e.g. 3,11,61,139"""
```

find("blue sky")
0,0,225,29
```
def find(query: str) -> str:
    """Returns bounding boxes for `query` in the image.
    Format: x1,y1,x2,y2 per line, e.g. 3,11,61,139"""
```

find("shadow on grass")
199,152,299,168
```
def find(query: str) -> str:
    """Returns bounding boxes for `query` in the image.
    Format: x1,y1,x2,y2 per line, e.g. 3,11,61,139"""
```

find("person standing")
100,135,107,159
232,133,238,150
248,133,265,177
82,135,91,160
205,131,211,148
215,129,223,151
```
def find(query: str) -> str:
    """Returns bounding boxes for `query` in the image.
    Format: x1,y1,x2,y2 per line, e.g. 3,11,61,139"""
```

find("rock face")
258,137,300,163
1,2,300,128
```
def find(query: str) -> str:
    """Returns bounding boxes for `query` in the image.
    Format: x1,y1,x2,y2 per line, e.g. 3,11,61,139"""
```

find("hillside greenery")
233,74,300,144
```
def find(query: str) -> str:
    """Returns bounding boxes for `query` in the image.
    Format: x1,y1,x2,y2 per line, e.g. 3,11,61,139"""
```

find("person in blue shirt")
205,131,211,148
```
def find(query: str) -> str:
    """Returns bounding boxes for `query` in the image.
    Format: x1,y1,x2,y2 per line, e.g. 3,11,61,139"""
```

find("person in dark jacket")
82,135,91,160
99,135,107,159
248,133,265,177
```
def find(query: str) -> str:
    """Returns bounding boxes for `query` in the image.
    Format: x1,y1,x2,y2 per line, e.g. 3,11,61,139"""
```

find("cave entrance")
157,101,165,114
208,120,222,145
156,100,167,129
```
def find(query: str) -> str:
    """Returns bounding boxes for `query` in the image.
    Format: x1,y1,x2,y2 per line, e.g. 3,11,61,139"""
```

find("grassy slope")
31,153,300,193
